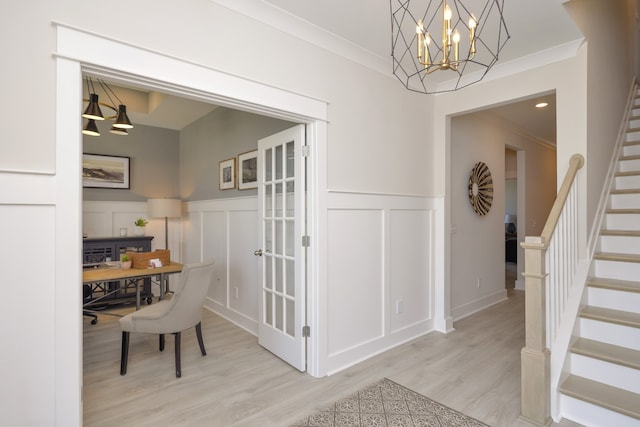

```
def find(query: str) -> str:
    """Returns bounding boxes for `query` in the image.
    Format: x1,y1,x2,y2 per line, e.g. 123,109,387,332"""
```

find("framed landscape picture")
238,150,258,190
82,154,130,189
219,157,236,190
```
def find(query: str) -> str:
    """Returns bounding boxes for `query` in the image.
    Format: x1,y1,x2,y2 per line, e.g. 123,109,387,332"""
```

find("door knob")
254,249,263,256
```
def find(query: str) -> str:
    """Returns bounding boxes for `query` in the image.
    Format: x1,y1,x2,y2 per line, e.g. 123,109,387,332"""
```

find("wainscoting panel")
0,204,56,424
325,192,437,374
327,208,385,356
201,210,227,308
389,209,432,333
185,198,259,334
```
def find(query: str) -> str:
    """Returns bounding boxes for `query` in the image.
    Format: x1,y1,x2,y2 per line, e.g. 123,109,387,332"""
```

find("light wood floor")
83,290,583,427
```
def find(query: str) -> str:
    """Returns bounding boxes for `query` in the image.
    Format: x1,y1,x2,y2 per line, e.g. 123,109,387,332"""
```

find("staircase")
558,94,640,426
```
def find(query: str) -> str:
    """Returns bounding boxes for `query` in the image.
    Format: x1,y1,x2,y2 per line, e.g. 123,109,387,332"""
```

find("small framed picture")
82,153,130,189
219,158,236,190
238,150,258,190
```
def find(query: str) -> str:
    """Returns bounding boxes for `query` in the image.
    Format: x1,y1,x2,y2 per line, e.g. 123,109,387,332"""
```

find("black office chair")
83,284,98,325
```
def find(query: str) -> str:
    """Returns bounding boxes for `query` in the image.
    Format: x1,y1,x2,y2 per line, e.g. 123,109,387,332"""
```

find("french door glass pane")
286,298,295,337
275,258,283,293
265,292,273,325
265,148,272,181
275,295,283,331
286,141,294,179
285,220,294,257
286,259,295,297
275,145,283,180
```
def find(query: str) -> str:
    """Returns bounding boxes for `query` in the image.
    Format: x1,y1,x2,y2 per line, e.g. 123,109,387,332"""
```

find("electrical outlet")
396,299,403,314
476,277,481,288
234,287,239,299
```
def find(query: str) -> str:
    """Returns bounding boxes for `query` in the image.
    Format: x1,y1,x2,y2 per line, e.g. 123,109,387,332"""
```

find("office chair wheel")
91,318,98,325
146,297,153,305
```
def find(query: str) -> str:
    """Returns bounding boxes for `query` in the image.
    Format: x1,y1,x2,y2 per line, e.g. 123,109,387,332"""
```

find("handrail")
520,153,584,426
539,154,584,244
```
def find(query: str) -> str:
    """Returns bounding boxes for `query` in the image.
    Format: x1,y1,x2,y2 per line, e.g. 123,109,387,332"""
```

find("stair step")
611,188,640,195
587,277,640,293
615,171,640,177
620,154,640,161
571,338,640,370
600,230,640,237
600,229,640,237
580,306,640,329
594,252,640,263
623,139,640,147
605,208,640,214
559,375,640,421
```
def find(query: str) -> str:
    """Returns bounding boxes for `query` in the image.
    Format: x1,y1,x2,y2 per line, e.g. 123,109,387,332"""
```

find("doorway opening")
505,147,518,290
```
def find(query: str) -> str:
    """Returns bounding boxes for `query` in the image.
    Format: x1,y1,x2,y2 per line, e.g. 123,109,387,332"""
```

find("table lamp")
148,198,182,249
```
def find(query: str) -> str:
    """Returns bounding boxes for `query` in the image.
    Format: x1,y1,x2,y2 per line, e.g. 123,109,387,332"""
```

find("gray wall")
180,107,295,201
83,123,180,201
83,107,295,203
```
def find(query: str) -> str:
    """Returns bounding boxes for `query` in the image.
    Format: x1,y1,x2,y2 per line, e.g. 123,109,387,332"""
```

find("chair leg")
120,331,130,375
159,334,165,352
174,332,181,378
196,322,207,356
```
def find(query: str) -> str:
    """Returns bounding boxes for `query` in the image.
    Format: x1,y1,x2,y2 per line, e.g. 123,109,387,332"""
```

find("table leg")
135,279,141,310
159,273,166,301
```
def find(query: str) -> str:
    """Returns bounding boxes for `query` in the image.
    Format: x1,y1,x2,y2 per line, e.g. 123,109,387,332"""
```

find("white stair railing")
520,154,584,426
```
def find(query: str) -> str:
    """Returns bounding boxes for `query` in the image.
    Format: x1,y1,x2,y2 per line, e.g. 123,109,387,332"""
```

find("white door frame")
55,23,328,426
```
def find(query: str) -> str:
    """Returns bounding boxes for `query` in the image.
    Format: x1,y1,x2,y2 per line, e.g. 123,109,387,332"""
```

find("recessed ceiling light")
535,102,548,108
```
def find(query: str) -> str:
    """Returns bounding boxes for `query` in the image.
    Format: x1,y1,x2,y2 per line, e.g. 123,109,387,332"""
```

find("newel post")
520,236,551,426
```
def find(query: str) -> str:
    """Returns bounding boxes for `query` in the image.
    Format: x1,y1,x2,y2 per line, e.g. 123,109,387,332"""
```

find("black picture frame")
82,153,131,189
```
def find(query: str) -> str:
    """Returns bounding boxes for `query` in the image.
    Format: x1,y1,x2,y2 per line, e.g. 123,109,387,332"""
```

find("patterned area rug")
290,378,490,427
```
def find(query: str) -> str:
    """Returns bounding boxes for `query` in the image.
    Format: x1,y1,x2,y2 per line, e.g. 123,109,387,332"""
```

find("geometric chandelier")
82,77,134,137
390,0,510,94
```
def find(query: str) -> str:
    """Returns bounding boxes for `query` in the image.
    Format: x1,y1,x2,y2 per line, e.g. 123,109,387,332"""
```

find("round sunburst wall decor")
468,162,493,215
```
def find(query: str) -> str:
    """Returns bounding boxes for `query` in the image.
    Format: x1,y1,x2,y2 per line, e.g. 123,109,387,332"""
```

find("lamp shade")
148,198,182,218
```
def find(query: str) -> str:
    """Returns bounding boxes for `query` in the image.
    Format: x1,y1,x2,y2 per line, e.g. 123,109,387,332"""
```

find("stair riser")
570,354,640,394
604,213,640,231
610,193,640,209
587,287,640,313
623,143,640,157
594,259,640,282
599,235,640,254
560,394,640,427
619,158,640,173
580,318,640,351
615,174,640,189
626,130,640,143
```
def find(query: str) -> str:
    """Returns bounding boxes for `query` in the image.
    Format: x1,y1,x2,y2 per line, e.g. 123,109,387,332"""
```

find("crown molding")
210,0,391,76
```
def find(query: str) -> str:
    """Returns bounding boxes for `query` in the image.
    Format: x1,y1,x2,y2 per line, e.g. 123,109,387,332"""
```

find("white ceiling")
91,1,584,144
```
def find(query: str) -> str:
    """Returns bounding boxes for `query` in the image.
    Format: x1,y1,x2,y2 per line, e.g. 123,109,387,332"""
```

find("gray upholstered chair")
119,259,215,378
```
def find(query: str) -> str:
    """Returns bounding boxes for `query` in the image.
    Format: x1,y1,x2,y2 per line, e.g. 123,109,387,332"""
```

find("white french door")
256,124,307,371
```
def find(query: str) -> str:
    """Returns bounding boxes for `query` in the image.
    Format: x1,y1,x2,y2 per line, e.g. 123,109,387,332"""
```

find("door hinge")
302,325,310,337
301,235,310,247
301,145,310,157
